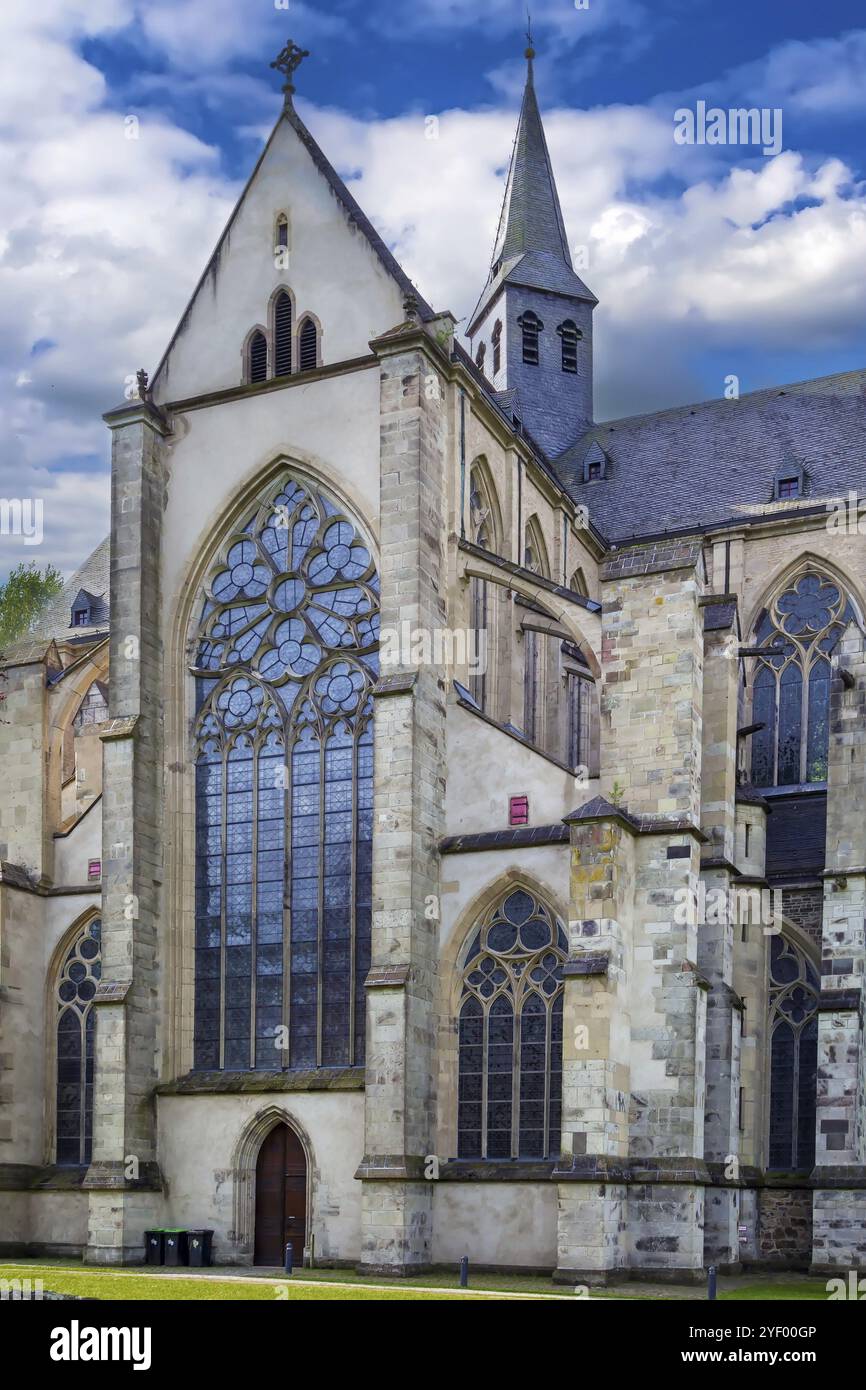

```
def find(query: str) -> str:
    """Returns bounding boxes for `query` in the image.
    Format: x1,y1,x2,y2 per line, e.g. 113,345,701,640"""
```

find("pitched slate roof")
555,368,866,543
468,55,595,333
29,536,110,643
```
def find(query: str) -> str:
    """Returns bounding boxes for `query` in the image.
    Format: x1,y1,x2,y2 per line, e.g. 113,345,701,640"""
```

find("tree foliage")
0,562,64,649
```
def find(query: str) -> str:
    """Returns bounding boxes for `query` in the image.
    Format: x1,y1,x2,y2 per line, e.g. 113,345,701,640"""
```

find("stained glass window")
767,934,819,1169
751,571,855,786
457,889,565,1160
56,918,101,1165
192,476,379,1071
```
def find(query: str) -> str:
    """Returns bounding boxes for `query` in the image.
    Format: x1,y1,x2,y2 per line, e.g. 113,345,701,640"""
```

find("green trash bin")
144,1230,165,1265
163,1229,189,1266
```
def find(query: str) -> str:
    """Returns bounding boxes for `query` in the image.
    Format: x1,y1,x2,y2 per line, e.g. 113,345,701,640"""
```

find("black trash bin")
187,1230,214,1267
163,1229,189,1266
144,1230,165,1266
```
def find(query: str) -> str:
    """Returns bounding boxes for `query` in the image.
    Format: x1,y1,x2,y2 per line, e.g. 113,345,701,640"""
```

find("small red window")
509,795,529,826
87,859,102,882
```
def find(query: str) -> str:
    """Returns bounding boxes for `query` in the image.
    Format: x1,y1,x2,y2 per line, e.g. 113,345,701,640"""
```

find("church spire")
488,40,573,274
467,43,597,459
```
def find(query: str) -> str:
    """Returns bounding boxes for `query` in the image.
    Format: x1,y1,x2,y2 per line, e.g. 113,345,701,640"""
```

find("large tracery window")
768,934,818,1170
751,571,856,786
56,917,101,1165
192,475,378,1072
457,888,565,1160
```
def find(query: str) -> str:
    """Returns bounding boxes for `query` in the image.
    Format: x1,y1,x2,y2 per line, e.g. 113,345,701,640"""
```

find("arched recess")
296,311,323,373
523,514,550,578
230,1105,316,1261
745,557,863,787
467,458,504,715
43,906,102,1166
436,871,570,1163
242,324,269,384
164,453,381,1079
46,641,109,846
268,285,295,377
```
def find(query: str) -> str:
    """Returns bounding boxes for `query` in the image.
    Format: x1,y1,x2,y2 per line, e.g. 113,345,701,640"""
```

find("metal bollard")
459,1255,469,1289
284,1241,294,1276
707,1264,717,1301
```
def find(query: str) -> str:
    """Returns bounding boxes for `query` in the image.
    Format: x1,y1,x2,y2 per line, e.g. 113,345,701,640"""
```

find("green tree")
0,561,64,649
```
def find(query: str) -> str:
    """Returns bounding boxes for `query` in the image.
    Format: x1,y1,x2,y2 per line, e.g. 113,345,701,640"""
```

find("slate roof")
29,536,110,643
468,58,595,333
555,368,866,543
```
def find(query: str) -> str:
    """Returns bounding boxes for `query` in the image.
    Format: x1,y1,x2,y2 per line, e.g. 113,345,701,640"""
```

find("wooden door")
254,1123,307,1266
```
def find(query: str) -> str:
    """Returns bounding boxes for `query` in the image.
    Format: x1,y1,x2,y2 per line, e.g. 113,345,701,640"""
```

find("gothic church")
1,40,865,1281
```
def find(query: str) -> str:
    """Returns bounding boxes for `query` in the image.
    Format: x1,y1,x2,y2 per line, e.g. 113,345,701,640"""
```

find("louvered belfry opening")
274,291,293,376
298,316,317,372
248,330,268,383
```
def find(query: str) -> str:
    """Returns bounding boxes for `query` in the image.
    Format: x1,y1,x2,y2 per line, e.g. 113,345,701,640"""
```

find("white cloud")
3,9,866,577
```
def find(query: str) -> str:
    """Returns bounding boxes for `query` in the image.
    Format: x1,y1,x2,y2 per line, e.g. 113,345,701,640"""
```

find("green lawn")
0,1264,500,1301
0,1260,833,1302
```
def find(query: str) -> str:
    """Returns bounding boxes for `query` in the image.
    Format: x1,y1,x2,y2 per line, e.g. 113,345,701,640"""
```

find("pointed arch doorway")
253,1123,307,1266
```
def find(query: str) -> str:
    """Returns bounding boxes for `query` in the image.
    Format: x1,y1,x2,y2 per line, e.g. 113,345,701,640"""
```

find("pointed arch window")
273,292,293,377
557,319,581,374
491,320,502,375
458,888,565,1159
475,342,486,373
247,330,268,385
518,310,542,366
750,570,856,786
298,317,318,373
56,917,101,1165
768,934,818,1169
191,476,379,1071
468,464,500,713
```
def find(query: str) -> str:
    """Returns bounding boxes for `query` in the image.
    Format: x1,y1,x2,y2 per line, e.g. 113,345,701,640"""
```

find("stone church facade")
1,42,865,1281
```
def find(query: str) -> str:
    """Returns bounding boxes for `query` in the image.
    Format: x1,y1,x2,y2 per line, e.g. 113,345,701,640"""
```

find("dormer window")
557,319,581,374
777,477,799,499
518,310,542,366
475,342,486,372
72,605,91,627
587,461,602,481
492,320,502,375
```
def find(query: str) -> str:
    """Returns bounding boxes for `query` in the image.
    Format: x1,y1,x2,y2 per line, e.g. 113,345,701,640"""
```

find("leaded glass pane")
457,889,565,1160
751,570,856,786
767,934,819,1169
192,476,378,1071
56,918,101,1165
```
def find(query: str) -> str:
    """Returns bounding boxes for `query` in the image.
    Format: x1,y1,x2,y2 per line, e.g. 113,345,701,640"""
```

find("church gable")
151,105,431,404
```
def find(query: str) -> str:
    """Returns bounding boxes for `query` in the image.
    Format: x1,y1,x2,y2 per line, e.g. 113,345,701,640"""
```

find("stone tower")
467,46,597,458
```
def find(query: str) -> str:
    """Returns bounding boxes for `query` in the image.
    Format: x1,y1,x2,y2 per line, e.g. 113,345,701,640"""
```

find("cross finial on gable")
270,39,310,108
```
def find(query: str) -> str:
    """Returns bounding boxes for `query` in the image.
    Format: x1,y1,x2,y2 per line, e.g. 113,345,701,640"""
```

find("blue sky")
2,0,866,576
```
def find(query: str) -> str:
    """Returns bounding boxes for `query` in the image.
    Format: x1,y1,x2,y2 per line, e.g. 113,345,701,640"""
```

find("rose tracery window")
56,917,101,1165
457,889,565,1161
767,934,818,1170
192,475,378,1072
751,571,856,786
